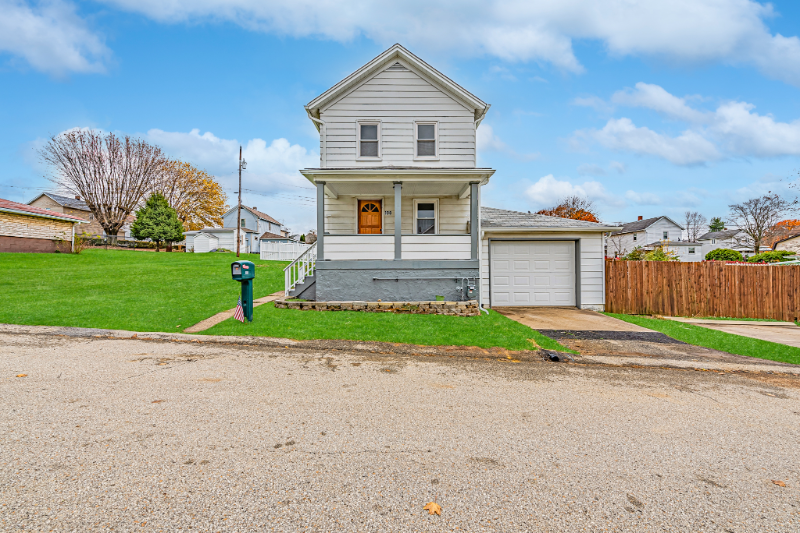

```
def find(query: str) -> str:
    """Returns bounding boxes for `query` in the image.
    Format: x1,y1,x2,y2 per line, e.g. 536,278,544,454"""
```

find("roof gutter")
0,207,85,224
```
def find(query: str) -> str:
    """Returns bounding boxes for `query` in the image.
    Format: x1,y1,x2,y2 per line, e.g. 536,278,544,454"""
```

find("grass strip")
607,313,800,365
203,302,576,353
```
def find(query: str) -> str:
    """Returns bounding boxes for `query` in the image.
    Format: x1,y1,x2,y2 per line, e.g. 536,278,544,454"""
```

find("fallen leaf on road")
152,400,165,404
423,502,442,515
16,374,27,378
772,480,786,487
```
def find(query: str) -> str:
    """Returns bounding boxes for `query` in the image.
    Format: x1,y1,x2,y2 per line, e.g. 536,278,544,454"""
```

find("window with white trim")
633,234,637,241
414,122,438,159
358,121,381,158
414,199,438,234
663,231,669,240
689,247,696,254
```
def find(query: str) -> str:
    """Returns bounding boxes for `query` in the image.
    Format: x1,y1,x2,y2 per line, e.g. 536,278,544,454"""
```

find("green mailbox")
231,260,255,322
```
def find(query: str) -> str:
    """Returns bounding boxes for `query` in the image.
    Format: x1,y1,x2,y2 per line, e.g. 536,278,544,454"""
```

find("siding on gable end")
644,218,683,243
320,69,476,168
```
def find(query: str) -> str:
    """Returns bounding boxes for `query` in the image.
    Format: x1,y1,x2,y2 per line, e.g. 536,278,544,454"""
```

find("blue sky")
2,0,800,233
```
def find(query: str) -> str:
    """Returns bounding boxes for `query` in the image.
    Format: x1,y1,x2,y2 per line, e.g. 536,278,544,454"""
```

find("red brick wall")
0,235,71,253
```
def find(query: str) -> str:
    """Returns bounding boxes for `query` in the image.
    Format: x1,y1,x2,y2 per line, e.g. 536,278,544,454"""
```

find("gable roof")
305,44,490,126
259,231,289,240
0,197,86,223
224,205,281,226
697,229,742,241
772,231,800,249
30,192,91,211
481,207,620,231
609,216,684,236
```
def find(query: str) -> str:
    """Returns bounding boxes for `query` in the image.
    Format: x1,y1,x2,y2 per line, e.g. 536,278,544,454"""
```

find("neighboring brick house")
28,192,127,238
0,197,86,252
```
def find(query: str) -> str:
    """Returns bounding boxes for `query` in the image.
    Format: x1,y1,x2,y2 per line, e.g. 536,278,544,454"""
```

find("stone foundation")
274,299,481,316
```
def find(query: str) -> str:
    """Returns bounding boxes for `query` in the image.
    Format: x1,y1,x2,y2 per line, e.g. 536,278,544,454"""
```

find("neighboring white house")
291,44,618,310
184,227,256,253
222,205,285,253
607,216,685,257
696,229,754,258
772,232,800,254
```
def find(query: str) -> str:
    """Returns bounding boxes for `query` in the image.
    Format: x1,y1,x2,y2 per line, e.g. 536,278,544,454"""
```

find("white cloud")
0,0,110,75
572,95,614,114
145,128,318,232
524,174,624,209
576,83,800,164
96,0,800,85
609,161,627,174
577,118,721,166
611,83,707,123
577,163,605,176
477,124,539,161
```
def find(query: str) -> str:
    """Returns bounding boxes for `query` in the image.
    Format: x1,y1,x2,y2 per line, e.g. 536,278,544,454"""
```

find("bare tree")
606,234,627,258
728,194,797,252
683,211,708,242
40,130,168,244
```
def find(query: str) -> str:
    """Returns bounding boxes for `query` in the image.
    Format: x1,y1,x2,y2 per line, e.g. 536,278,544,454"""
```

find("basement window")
415,122,438,159
358,121,381,159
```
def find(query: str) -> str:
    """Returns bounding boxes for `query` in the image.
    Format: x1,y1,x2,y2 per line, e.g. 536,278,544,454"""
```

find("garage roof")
481,207,620,231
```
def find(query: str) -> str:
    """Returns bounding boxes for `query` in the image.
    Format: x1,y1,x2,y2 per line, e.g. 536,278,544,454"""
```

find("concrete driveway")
666,317,800,348
1,326,799,531
494,306,650,331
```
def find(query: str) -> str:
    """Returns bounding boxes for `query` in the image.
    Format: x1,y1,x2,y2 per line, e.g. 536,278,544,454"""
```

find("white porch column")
394,181,402,260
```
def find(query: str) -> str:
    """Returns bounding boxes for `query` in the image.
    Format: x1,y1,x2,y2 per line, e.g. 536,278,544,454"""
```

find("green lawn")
607,313,800,365
0,250,286,332
203,302,572,352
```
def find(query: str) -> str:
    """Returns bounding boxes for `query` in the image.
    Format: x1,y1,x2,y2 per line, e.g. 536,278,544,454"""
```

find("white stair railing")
284,242,317,296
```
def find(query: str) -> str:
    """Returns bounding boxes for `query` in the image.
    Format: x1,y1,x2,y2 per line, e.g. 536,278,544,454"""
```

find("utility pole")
236,146,246,257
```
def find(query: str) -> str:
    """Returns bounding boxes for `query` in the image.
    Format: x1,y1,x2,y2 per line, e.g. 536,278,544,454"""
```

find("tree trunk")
155,241,160,252
166,243,173,252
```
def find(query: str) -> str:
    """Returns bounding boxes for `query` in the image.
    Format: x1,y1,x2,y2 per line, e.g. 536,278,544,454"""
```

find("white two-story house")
289,44,617,309
606,215,701,259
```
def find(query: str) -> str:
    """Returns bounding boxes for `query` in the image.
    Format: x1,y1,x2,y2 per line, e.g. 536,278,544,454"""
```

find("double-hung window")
415,122,438,159
414,199,437,234
358,121,381,159
663,231,669,240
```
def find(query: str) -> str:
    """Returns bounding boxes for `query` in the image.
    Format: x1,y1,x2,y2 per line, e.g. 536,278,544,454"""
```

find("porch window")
415,122,438,159
415,200,437,234
358,122,380,158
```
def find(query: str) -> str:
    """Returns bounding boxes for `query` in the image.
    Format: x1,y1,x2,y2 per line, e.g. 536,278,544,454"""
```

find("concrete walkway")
495,306,651,331
183,291,284,333
665,317,800,348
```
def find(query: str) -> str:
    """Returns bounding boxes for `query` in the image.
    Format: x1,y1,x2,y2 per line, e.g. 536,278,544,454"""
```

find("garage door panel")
491,241,575,307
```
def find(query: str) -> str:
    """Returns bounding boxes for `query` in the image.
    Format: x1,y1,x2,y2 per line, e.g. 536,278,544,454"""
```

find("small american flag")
233,297,245,322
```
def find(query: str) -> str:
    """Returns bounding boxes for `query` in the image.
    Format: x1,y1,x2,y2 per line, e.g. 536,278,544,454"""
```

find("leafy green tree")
300,234,305,243
622,246,646,261
705,248,743,262
131,193,185,252
708,217,725,232
644,246,680,261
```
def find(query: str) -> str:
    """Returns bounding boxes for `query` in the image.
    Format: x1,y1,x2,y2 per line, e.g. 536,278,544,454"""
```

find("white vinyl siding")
481,232,606,310
193,233,219,253
320,68,476,168
401,235,470,260
326,235,394,260
323,195,470,235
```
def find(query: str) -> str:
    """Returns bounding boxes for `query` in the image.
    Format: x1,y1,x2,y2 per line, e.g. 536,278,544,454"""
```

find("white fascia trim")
482,226,622,233
0,207,86,224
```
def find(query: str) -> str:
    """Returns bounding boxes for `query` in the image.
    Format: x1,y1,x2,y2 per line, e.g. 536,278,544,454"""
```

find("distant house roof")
643,240,697,248
30,192,91,211
481,207,620,231
697,229,742,241
259,231,289,240
225,205,281,226
0,197,86,223
609,216,684,236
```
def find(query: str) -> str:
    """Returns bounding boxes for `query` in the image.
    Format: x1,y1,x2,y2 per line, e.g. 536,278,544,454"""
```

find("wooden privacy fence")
605,260,800,322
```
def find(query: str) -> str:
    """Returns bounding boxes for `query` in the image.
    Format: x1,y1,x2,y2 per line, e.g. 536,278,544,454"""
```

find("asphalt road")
1,329,799,531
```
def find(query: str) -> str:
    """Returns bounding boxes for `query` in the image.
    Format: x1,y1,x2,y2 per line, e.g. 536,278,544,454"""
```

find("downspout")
305,107,326,168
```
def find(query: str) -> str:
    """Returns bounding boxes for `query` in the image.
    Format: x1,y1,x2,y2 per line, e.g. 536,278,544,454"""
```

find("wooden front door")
358,200,382,234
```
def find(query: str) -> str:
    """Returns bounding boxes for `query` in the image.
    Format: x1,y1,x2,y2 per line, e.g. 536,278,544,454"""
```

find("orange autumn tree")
776,219,800,230
536,195,600,223
155,161,229,230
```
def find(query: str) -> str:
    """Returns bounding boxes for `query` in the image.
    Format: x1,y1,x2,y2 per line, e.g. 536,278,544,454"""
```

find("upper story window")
358,121,381,159
712,238,716,244
663,231,669,240
241,219,246,228
415,122,438,159
689,247,696,254
633,234,637,241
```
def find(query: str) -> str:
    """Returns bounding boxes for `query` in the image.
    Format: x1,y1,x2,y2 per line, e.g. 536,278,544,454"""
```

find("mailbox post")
231,260,255,322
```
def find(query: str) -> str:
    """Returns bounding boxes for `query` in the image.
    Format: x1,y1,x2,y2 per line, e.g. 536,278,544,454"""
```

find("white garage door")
490,241,576,306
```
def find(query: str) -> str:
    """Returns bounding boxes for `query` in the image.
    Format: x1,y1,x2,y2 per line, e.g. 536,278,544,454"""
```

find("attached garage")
480,207,620,311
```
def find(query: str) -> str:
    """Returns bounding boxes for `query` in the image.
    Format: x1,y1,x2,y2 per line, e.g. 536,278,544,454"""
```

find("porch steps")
288,272,316,300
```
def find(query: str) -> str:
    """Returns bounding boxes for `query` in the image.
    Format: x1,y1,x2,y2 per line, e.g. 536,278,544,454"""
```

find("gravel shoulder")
1,328,799,531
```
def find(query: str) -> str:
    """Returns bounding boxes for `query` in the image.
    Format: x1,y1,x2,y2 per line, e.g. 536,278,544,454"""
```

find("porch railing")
284,242,317,296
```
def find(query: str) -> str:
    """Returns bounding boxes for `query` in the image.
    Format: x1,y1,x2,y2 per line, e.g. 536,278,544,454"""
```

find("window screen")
360,124,379,157
416,203,435,234
417,124,436,156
